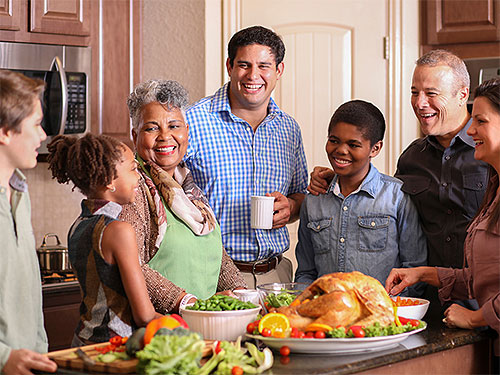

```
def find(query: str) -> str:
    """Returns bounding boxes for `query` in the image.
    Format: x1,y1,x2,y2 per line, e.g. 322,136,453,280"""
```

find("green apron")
147,201,222,299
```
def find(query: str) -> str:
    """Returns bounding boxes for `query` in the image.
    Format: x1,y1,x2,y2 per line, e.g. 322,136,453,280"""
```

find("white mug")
251,196,275,229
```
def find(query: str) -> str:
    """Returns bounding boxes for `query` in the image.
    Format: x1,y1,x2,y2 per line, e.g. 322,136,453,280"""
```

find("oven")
0,42,91,154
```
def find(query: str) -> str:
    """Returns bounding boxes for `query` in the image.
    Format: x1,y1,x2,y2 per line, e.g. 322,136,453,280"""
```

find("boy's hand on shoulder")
3,349,57,375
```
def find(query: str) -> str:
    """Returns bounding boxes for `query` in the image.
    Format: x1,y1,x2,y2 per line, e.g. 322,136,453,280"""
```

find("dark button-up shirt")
395,119,489,268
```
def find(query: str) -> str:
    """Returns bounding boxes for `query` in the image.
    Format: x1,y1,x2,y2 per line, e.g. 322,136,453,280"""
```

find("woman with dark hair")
386,78,500,365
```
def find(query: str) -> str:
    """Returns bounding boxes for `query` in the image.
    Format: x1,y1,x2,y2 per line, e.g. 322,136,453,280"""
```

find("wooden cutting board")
47,340,214,373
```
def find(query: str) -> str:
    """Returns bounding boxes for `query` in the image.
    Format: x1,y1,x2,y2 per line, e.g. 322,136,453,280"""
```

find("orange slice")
305,323,333,332
258,313,290,336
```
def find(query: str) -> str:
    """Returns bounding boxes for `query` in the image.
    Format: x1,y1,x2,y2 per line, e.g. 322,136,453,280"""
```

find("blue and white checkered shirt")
185,83,308,261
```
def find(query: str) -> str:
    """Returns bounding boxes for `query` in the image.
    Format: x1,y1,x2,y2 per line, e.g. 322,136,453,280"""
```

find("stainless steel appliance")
464,57,500,111
0,42,91,154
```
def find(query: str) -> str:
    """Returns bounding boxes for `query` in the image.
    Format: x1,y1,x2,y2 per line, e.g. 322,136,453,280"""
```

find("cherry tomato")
261,328,272,337
280,355,291,365
231,366,243,375
247,322,256,334
109,335,122,346
280,345,291,356
350,325,365,338
399,317,420,327
314,331,326,339
290,327,299,338
298,331,306,339
305,331,315,338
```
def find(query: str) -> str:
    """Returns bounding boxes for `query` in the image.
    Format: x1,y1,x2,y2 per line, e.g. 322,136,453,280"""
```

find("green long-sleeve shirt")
0,169,48,369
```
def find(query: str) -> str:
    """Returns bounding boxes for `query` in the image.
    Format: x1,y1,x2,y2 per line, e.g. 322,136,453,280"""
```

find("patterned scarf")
137,156,217,249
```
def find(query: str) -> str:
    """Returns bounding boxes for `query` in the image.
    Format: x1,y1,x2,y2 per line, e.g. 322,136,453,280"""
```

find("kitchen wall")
24,165,83,248
142,0,207,102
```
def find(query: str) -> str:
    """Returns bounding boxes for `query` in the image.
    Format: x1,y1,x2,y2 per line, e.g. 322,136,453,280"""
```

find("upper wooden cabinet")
30,0,90,36
0,0,91,46
0,0,22,31
421,0,500,58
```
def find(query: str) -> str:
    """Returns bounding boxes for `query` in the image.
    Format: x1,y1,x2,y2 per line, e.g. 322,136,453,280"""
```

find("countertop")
51,311,494,375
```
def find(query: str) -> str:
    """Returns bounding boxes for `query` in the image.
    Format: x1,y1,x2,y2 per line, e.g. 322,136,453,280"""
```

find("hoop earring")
109,186,116,193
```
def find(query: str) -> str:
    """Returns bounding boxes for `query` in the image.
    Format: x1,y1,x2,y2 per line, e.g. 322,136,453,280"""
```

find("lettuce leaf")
136,332,204,375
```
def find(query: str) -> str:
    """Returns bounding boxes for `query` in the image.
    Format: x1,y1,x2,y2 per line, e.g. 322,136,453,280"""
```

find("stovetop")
41,271,77,285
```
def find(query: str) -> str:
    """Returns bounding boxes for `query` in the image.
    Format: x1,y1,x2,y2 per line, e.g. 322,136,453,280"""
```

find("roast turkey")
277,271,395,330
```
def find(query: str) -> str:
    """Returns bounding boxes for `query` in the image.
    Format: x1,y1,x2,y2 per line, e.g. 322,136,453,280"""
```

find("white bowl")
180,304,260,341
392,297,430,320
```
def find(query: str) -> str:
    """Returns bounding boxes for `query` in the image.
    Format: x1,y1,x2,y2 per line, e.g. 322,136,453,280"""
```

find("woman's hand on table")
2,349,57,375
443,304,488,329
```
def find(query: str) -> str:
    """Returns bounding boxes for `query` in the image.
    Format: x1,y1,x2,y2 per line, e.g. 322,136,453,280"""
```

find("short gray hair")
416,50,470,93
127,79,189,131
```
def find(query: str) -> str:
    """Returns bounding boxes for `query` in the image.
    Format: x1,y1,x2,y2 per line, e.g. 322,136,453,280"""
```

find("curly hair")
416,50,470,94
0,70,45,133
127,79,189,132
328,100,386,146
47,134,126,196
227,26,285,68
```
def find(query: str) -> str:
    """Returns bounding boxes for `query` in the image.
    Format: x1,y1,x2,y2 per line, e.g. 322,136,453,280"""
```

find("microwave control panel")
65,72,87,134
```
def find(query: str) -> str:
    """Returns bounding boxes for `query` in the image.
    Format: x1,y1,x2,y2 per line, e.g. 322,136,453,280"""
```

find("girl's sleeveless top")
68,199,136,343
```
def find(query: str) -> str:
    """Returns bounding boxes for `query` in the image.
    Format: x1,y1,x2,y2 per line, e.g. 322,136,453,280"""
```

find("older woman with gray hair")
120,79,246,313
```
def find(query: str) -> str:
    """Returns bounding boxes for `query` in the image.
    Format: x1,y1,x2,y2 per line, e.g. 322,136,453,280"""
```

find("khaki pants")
240,257,293,289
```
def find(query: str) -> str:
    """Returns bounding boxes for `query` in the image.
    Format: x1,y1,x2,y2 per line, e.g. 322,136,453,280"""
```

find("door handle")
50,56,68,135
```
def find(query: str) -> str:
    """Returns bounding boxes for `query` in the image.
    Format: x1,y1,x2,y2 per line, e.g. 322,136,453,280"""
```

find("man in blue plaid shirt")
185,26,308,288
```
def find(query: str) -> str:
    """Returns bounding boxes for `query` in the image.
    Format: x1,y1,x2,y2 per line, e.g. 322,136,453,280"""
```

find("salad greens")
135,331,274,375
325,321,426,339
197,338,273,375
264,291,297,308
136,332,205,375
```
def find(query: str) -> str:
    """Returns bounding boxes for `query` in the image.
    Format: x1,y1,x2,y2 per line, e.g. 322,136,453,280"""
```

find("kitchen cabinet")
43,282,81,351
421,0,500,58
0,0,91,46
89,0,142,147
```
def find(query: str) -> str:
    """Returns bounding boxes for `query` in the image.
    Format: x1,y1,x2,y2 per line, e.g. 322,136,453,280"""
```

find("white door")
219,0,419,272
226,0,389,173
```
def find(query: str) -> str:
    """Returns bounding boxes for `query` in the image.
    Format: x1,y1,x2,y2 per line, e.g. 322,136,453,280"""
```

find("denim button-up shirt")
295,164,427,292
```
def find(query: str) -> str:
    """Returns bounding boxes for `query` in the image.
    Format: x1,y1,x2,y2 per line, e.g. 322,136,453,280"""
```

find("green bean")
186,295,258,311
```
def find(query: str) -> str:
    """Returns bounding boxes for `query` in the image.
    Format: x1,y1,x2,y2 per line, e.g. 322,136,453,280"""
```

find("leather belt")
233,255,282,274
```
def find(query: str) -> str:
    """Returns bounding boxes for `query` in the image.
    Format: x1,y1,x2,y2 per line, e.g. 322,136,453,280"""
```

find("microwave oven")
463,57,500,113
0,42,91,154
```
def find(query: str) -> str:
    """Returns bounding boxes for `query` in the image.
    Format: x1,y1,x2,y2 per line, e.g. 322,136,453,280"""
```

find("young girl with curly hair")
48,133,161,345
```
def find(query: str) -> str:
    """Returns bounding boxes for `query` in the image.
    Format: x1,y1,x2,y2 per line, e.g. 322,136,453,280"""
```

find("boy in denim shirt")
295,100,427,295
